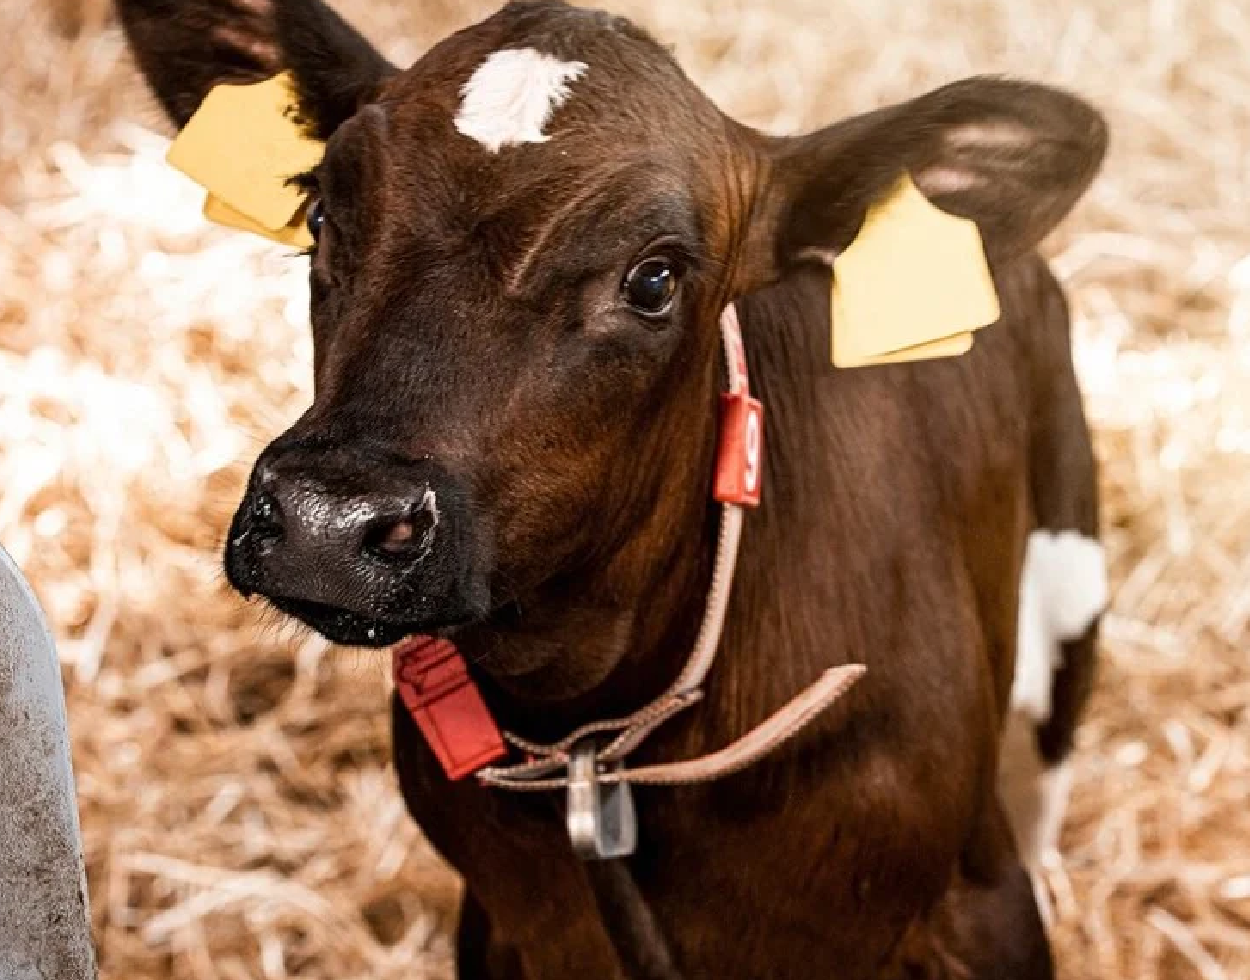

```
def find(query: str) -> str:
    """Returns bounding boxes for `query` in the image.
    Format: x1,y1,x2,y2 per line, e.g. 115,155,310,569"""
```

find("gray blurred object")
0,545,97,980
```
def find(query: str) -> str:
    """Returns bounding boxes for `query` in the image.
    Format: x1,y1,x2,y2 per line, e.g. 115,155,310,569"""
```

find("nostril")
373,517,419,554
364,490,439,560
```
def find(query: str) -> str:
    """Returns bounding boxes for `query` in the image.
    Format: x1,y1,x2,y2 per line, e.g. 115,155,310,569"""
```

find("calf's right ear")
116,0,395,137
738,77,1107,292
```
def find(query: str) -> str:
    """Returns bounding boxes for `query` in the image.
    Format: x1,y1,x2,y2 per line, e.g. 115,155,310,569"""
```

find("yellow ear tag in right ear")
831,173,1000,368
167,72,325,243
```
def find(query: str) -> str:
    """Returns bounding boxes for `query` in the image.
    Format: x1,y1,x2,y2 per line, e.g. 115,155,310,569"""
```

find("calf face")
120,0,1105,653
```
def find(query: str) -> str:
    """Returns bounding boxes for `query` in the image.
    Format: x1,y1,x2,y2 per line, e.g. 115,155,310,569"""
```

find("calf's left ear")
740,77,1107,290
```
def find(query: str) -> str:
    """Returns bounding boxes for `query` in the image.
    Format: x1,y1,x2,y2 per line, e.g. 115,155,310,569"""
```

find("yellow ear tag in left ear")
202,194,314,249
166,72,324,246
831,173,1000,368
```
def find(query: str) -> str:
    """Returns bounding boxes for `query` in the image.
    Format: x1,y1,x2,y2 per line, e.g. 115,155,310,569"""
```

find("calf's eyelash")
287,171,320,193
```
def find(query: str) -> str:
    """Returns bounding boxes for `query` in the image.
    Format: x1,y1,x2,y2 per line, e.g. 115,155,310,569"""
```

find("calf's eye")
306,199,326,242
623,257,679,318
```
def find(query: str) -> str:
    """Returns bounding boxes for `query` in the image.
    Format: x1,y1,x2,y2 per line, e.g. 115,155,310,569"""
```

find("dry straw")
2,0,1248,977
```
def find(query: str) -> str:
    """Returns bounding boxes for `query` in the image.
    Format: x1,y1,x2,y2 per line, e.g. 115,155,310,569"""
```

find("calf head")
120,0,1105,675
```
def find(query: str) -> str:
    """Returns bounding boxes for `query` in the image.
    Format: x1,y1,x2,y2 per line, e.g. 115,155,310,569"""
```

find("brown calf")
118,1,1108,977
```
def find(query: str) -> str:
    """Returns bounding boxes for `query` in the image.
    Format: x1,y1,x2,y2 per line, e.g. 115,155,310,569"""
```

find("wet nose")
224,448,470,620
247,463,441,565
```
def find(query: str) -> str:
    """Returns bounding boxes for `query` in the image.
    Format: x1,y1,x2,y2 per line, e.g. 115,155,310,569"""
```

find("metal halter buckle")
567,741,638,860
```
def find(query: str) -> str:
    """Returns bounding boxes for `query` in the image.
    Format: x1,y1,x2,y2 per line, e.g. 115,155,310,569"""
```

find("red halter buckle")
392,636,506,781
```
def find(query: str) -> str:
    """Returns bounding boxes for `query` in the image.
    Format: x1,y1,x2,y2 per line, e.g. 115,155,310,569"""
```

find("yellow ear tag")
831,173,1000,368
166,72,324,247
203,194,314,250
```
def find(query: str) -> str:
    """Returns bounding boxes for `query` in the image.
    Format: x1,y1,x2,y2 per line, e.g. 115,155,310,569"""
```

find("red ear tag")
393,637,506,781
714,391,764,507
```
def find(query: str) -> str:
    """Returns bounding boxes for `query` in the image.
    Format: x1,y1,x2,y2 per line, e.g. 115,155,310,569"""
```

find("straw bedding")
2,0,1247,977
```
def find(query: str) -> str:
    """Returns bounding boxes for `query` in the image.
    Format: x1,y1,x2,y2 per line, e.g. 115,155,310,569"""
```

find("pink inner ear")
918,166,984,195
943,120,1034,151
921,120,1035,196
211,25,280,68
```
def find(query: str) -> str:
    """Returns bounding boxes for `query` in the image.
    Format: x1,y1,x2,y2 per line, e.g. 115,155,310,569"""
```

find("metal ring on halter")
567,741,638,861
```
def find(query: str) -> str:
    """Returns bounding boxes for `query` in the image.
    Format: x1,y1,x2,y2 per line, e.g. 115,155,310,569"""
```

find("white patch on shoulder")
454,47,588,153
1012,530,1108,721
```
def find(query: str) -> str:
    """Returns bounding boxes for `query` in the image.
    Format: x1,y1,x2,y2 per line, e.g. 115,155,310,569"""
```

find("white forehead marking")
454,47,588,153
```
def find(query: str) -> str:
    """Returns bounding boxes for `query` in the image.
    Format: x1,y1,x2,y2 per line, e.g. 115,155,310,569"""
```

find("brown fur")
116,1,1108,976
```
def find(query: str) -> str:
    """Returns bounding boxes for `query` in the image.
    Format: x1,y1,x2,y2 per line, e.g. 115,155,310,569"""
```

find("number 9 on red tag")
714,391,764,507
